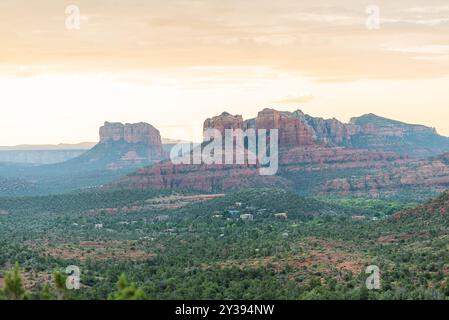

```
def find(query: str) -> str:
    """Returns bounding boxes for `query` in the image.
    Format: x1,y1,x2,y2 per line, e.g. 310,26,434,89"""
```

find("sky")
0,0,449,145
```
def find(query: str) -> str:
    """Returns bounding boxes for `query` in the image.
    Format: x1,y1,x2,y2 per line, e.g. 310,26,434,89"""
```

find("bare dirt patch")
84,193,225,215
376,232,430,244
26,240,156,262
204,237,365,279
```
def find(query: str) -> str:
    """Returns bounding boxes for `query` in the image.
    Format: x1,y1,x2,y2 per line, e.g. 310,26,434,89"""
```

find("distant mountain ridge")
0,142,96,151
346,113,449,158
0,138,188,151
240,109,449,158
2,110,449,199
111,108,449,199
0,121,170,195
0,136,186,165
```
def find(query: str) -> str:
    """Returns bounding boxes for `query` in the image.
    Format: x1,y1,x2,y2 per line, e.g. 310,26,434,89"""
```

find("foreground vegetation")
0,188,448,300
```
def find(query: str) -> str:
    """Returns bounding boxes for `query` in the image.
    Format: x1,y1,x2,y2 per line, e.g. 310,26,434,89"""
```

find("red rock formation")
124,123,162,147
203,112,244,138
279,146,400,166
99,122,124,142
99,121,163,157
109,143,402,193
318,153,449,197
205,109,316,147
110,162,292,193
255,109,315,147
108,109,449,195
305,116,359,145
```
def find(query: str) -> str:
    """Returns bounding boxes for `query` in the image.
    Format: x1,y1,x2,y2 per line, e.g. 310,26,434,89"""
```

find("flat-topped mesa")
100,122,161,144
99,121,163,157
203,112,244,139
99,122,124,142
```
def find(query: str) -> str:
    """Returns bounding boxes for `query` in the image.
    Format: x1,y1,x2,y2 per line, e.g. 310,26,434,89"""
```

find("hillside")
0,176,37,197
1,187,448,299
319,152,449,201
0,122,168,196
393,190,449,221
347,114,449,158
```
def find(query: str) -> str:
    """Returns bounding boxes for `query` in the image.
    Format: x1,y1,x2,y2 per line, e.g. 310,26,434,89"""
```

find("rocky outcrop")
109,109,449,197
279,146,400,166
99,122,125,143
318,153,449,198
110,162,292,193
244,118,256,130
255,109,316,147
100,122,162,153
111,142,402,194
99,122,163,161
204,109,316,148
203,109,449,158
349,113,438,137
203,112,244,138
346,114,449,158
305,116,358,145
52,121,166,172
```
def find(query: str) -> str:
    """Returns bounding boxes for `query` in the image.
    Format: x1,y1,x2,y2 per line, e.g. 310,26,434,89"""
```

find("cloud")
404,6,449,14
1,0,449,81
384,45,449,54
273,94,314,104
382,17,449,26
252,35,297,46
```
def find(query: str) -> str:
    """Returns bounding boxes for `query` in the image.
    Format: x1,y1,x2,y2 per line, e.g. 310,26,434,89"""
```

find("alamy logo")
365,265,381,290
365,5,381,30
65,5,81,30
170,128,279,175
65,265,81,290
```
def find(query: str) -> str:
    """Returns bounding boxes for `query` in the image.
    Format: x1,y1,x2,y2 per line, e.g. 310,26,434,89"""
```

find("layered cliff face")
99,122,163,157
345,114,449,158
0,122,169,196
203,112,244,138
304,116,357,145
256,109,316,147
300,112,449,158
318,153,449,199
203,109,449,158
279,146,400,166
207,109,316,148
110,162,292,193
110,144,402,195
51,121,165,172
109,109,449,199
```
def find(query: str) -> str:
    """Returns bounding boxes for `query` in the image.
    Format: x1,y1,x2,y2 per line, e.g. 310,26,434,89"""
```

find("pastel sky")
1,0,449,144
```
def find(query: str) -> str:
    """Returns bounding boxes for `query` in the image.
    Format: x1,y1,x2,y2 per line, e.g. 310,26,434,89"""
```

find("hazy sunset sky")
1,0,449,144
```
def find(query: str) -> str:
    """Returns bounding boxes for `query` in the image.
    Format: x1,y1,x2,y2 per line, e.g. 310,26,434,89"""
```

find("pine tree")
39,284,54,300
53,271,67,300
1,262,27,300
108,273,147,300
